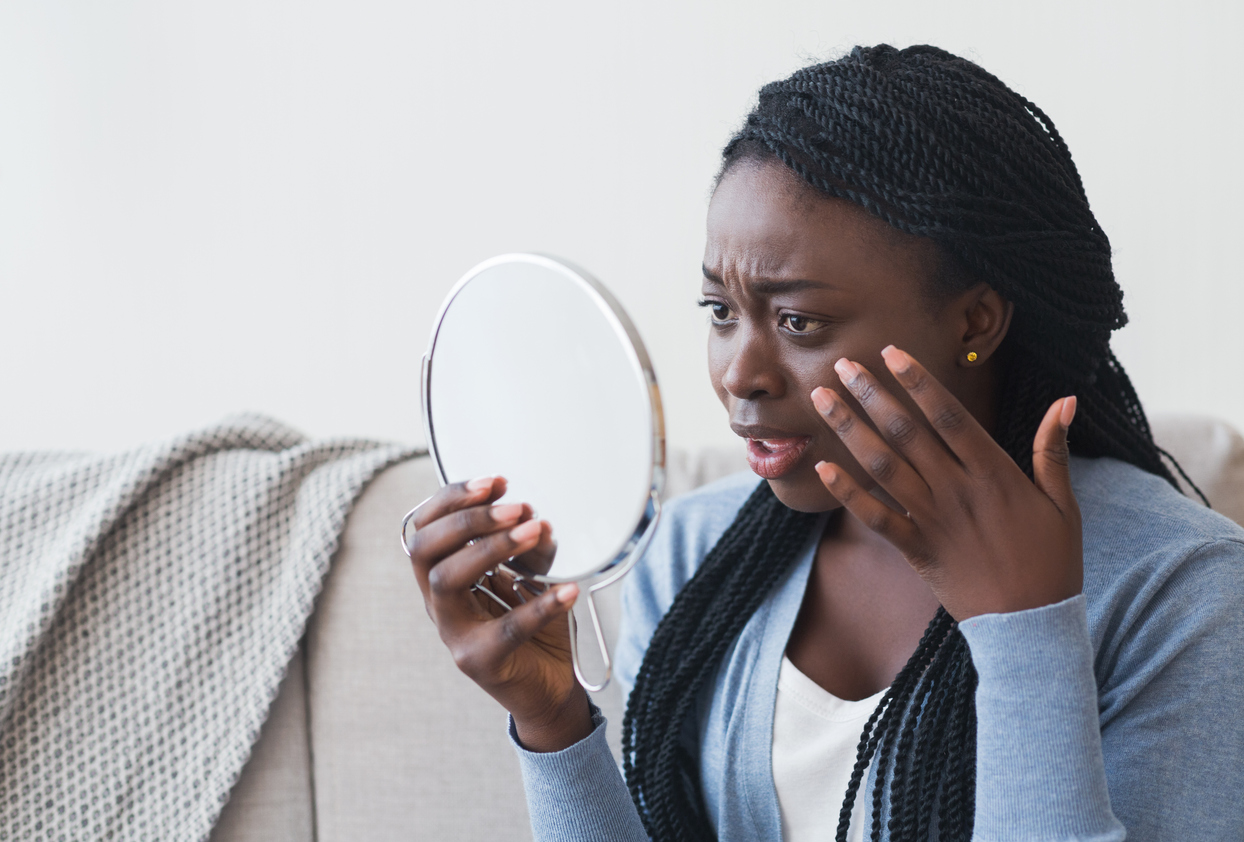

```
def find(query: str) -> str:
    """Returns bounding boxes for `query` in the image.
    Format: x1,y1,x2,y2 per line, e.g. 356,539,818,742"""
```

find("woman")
406,45,1244,840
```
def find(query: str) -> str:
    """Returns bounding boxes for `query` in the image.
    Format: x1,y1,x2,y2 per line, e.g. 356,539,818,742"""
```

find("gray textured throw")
0,416,414,840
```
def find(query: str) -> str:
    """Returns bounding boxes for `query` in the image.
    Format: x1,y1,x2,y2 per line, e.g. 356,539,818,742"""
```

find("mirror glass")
423,254,664,584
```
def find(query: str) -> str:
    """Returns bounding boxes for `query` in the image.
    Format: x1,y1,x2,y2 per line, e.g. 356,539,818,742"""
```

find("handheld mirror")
401,253,665,691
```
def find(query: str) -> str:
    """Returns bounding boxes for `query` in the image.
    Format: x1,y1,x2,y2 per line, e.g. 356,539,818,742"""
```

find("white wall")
1,0,1241,454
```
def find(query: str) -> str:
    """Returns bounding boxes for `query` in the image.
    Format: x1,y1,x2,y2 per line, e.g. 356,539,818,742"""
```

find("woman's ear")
957,284,1013,366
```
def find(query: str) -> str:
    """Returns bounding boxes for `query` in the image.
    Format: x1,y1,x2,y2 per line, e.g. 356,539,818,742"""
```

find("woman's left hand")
812,345,1083,621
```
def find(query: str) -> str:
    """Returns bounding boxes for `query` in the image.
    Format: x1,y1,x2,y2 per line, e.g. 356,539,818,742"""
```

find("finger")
425,519,545,617
511,521,557,578
473,569,529,615
811,384,931,512
489,510,554,584
880,346,999,471
464,583,579,672
815,461,921,556
410,476,508,532
831,356,960,482
408,501,530,591
472,521,556,617
1032,396,1079,517
488,512,553,593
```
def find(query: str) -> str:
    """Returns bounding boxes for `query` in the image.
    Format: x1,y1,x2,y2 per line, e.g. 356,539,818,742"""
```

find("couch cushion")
210,646,315,842
1148,414,1244,526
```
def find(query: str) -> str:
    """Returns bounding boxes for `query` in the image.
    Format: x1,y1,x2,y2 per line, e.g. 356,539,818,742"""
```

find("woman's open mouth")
744,436,812,479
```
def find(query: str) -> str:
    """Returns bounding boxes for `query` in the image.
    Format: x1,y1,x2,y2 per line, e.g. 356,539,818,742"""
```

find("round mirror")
419,253,665,586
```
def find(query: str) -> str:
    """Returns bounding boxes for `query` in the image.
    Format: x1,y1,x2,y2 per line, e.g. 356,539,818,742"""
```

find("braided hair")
622,44,1187,841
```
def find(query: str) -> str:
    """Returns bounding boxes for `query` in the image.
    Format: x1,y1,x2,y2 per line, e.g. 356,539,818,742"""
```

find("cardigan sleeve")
510,706,649,842
961,595,1125,841
961,538,1244,841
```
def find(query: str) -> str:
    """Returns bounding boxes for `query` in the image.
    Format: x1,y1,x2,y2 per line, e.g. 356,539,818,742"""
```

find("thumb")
1033,396,1077,516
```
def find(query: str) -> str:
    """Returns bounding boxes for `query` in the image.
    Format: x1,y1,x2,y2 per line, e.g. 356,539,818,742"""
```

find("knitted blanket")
0,416,414,840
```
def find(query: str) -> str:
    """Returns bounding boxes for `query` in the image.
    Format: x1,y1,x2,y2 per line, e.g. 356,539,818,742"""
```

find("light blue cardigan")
512,457,1244,840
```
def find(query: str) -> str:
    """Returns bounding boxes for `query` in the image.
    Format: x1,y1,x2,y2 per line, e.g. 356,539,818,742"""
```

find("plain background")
1,0,1241,455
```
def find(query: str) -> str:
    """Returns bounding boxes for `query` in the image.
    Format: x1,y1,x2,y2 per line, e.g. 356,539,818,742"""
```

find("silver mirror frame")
414,253,666,691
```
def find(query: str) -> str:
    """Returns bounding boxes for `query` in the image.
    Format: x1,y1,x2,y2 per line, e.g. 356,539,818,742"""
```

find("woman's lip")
745,436,812,480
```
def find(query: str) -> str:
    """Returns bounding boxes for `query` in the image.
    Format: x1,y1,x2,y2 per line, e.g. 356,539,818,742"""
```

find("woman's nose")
720,329,785,400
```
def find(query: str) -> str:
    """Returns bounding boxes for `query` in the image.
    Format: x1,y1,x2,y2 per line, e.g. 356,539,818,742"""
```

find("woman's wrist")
512,687,595,753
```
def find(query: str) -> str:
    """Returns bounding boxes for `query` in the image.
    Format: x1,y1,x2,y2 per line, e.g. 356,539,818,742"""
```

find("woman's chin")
765,474,842,514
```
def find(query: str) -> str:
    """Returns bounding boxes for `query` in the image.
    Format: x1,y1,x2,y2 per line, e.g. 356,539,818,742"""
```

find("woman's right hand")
406,475,595,752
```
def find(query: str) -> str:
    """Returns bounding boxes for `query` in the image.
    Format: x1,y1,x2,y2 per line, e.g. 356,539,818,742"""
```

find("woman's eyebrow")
701,266,831,294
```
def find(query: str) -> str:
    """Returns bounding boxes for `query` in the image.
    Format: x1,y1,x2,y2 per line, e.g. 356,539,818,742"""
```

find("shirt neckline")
778,654,890,723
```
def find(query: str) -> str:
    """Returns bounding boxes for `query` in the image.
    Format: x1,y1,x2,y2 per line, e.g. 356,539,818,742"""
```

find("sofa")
207,415,1244,841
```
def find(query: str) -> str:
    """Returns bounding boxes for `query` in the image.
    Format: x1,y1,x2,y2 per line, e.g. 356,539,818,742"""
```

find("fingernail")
881,345,910,373
491,503,524,523
835,358,861,382
467,477,493,493
555,583,579,605
1060,396,1077,428
509,520,542,543
815,461,838,483
811,387,837,414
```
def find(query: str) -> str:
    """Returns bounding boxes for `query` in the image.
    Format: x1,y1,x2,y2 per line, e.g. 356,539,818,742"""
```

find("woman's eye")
779,314,827,334
698,299,735,324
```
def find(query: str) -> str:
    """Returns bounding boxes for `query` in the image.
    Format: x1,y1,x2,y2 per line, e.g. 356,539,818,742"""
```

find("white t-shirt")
772,655,888,842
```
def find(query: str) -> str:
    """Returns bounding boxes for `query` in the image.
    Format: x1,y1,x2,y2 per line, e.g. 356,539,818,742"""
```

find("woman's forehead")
705,161,937,293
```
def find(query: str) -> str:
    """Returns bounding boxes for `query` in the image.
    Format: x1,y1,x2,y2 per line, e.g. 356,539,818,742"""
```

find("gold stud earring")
966,351,978,362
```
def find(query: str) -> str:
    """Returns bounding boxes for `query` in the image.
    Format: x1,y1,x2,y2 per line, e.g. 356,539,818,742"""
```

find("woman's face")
703,159,1001,513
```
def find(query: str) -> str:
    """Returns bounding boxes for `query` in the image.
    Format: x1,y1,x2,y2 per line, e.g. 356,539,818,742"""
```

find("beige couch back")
211,415,1244,842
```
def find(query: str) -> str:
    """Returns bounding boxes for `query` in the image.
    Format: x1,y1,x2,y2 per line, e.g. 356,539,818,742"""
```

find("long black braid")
622,45,1189,841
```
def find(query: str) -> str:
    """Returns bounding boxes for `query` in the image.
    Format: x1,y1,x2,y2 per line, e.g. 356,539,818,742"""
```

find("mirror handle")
566,489,663,693
567,588,612,693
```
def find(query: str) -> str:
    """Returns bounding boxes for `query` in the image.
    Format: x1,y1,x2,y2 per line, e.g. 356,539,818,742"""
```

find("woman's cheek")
706,339,732,405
